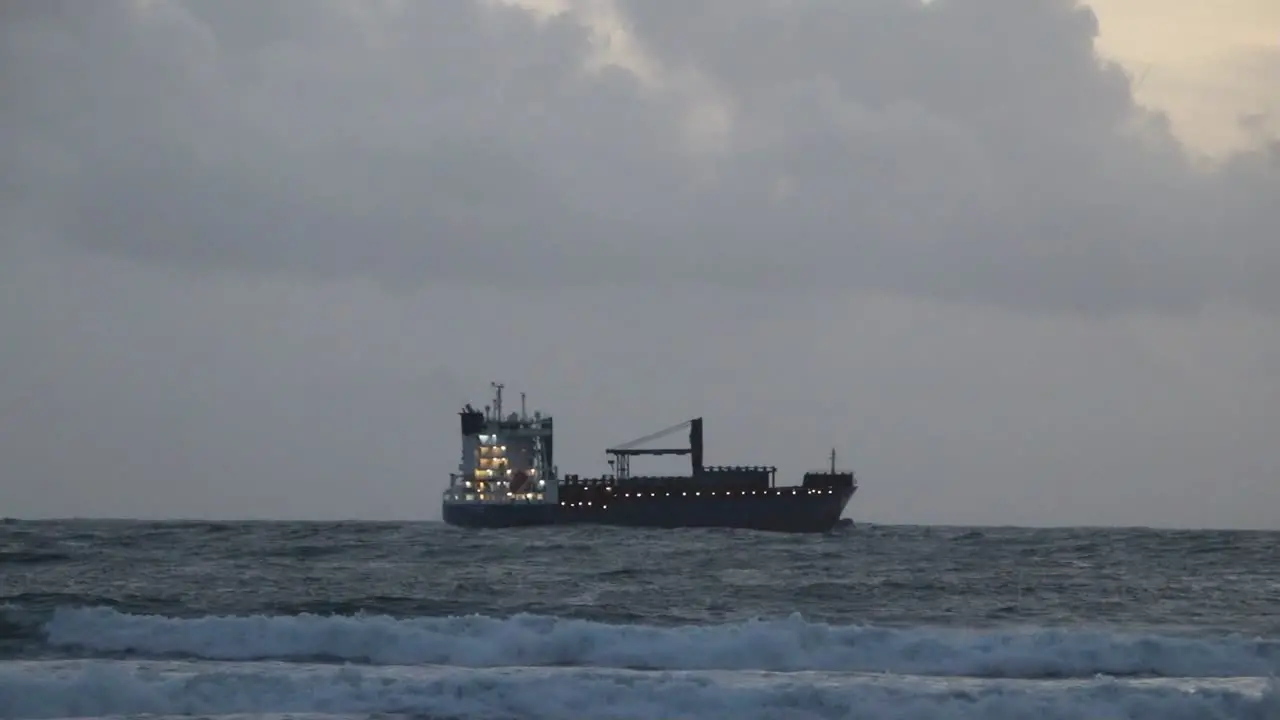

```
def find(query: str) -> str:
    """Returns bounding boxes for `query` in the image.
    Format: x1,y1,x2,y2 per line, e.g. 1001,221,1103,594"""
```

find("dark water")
2,520,1279,719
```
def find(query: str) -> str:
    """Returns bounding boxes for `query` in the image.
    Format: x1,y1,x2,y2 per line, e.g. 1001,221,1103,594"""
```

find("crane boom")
606,418,693,452
606,417,704,480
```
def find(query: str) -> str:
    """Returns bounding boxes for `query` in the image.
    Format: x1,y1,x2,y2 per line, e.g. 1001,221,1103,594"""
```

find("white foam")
0,659,1276,720
42,608,1280,679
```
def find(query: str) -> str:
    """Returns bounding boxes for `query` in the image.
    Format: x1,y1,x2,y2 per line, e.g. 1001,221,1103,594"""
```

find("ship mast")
490,382,504,420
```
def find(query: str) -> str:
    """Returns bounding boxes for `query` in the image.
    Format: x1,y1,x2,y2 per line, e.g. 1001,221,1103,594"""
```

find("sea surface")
1,520,1278,719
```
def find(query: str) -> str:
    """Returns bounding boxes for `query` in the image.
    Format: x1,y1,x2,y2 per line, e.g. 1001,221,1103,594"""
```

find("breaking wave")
41,606,1280,679
1,659,1277,720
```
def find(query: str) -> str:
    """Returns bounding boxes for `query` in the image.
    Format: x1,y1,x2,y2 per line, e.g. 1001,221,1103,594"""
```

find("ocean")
1,520,1277,719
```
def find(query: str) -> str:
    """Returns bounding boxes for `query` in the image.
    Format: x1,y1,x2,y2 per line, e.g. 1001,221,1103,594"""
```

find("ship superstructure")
444,382,558,507
442,382,857,533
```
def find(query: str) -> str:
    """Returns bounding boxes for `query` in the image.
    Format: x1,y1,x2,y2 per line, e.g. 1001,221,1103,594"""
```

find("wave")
0,552,71,566
1,659,1277,720
41,607,1280,679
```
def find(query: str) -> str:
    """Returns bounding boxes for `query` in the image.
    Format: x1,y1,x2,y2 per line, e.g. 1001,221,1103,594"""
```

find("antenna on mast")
490,382,504,420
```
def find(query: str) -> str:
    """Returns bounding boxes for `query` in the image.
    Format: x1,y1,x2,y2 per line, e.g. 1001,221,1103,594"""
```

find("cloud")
1,0,1278,526
2,0,1276,316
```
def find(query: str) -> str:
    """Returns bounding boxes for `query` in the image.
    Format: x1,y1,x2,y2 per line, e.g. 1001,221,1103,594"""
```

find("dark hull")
443,486,856,534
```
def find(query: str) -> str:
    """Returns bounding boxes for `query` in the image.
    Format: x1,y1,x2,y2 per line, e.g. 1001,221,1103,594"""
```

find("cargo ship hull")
443,486,855,533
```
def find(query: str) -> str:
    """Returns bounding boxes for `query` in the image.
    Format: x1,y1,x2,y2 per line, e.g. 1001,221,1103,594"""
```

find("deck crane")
605,417,704,480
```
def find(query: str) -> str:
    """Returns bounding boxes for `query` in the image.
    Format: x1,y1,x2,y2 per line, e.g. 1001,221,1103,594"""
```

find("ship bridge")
443,382,559,506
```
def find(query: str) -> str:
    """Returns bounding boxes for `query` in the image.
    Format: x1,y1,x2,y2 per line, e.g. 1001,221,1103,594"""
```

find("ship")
441,383,858,533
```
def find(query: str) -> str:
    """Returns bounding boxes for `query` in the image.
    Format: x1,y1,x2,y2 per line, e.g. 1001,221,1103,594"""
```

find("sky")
1,0,1277,528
